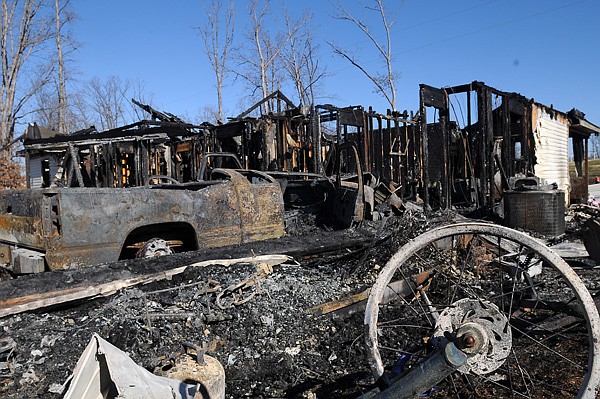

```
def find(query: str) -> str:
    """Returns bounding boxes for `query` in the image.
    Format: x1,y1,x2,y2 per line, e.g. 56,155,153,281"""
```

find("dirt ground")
0,209,598,398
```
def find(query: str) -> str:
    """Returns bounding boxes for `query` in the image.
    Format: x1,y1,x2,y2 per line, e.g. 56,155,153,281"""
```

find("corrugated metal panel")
532,105,570,203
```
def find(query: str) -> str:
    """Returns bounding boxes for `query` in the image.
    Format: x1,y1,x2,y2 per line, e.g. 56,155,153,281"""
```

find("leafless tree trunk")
32,0,77,133
330,0,398,111
0,0,53,146
282,11,325,108
54,0,67,133
250,0,272,112
199,0,234,123
34,85,91,133
237,0,304,114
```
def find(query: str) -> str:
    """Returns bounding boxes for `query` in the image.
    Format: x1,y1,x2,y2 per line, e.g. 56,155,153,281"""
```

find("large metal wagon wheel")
364,222,600,399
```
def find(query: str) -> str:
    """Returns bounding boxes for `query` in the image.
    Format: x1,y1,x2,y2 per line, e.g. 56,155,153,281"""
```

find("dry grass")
570,158,600,184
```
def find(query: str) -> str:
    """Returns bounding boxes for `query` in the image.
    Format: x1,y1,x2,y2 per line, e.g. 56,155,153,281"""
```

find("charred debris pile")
1,208,599,398
0,209,442,398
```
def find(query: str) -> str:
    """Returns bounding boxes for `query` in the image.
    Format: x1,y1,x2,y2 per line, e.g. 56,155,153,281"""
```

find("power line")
326,0,589,75
397,0,589,55
395,0,501,32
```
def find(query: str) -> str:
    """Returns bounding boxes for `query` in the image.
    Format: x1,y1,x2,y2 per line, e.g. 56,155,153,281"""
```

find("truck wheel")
135,238,174,258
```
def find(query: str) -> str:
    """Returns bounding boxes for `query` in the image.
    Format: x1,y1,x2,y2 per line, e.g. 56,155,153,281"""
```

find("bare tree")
67,89,94,130
33,85,59,129
248,0,275,112
0,0,54,146
85,76,131,131
195,104,220,125
236,0,304,114
31,0,77,134
282,11,326,108
128,78,154,121
199,0,234,123
34,83,91,132
329,0,398,111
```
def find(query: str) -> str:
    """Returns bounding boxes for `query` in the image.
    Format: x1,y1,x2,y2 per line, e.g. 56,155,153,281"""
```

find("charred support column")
383,118,391,182
363,108,371,174
367,107,374,173
419,85,429,211
140,139,149,187
500,98,511,178
374,115,383,178
261,123,268,171
67,143,84,187
87,145,97,187
476,86,494,209
310,105,322,174
420,84,449,211
391,118,399,185
440,106,450,209
277,100,285,171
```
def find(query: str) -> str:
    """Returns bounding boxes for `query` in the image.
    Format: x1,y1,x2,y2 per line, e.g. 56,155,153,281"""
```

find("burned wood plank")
0,230,370,318
0,255,292,318
309,270,431,319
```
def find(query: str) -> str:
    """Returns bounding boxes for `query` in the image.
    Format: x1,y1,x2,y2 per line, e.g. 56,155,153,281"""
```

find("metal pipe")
372,341,467,399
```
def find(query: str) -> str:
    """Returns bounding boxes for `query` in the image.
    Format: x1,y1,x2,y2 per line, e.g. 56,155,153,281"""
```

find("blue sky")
72,0,600,125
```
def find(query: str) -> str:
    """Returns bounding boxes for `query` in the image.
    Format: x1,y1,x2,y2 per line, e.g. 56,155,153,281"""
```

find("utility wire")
398,0,589,55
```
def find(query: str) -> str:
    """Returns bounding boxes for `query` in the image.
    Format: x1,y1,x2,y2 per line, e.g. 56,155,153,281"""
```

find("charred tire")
364,222,600,399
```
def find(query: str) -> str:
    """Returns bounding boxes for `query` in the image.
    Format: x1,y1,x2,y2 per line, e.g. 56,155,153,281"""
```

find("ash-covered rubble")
0,209,437,399
2,205,599,399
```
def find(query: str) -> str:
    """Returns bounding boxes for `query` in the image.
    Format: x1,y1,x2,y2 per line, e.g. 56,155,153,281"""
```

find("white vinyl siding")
532,104,570,204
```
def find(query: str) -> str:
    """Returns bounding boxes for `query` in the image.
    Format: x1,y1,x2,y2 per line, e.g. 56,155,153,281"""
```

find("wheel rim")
364,222,600,398
135,238,174,258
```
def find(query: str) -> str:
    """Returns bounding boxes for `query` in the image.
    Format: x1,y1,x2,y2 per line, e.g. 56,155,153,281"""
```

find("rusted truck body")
0,169,285,272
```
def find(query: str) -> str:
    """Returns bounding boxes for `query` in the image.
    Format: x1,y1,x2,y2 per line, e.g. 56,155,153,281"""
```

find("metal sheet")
64,334,199,399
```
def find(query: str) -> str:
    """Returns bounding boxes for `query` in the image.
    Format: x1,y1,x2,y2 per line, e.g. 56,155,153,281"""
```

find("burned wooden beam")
0,255,293,318
0,230,371,318
309,270,432,319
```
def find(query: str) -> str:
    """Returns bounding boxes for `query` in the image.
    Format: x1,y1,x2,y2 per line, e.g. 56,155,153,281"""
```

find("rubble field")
1,210,599,398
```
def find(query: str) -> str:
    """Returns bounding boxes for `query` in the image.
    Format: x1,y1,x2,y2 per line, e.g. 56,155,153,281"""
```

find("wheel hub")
433,298,512,375
136,238,174,258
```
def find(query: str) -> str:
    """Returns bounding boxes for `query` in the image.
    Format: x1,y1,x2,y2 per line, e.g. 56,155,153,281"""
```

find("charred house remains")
21,81,600,236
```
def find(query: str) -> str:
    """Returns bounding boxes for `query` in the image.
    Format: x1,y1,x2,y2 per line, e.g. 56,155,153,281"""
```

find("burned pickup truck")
0,168,285,273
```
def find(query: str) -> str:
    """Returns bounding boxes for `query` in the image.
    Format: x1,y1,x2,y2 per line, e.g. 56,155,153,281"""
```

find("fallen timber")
0,229,371,318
